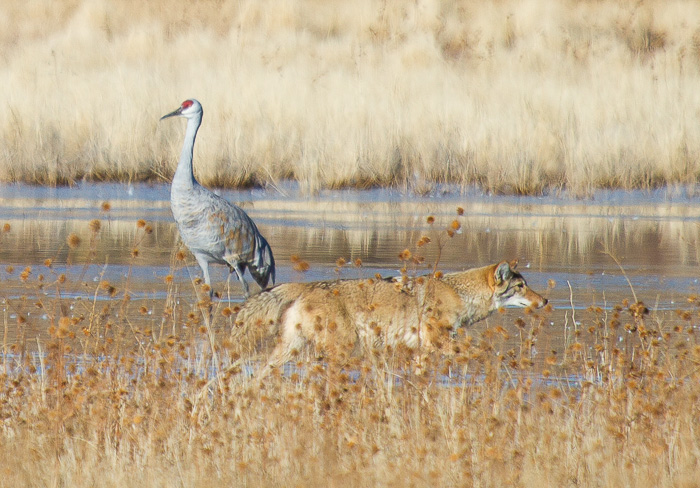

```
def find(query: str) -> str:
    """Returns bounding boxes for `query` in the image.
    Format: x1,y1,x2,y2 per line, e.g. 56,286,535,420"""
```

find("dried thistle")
67,233,81,249
291,255,310,272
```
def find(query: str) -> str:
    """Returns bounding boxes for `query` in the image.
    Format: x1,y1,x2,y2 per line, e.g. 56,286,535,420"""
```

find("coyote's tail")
232,283,307,355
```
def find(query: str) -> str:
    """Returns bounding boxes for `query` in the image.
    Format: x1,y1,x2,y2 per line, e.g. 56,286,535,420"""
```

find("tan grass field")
0,213,700,487
3,1,700,485
2,0,700,194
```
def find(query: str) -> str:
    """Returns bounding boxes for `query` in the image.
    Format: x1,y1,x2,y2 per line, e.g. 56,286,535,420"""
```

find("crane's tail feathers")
250,235,275,290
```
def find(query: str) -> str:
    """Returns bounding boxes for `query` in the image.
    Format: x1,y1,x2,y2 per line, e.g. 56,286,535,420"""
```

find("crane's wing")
204,191,275,290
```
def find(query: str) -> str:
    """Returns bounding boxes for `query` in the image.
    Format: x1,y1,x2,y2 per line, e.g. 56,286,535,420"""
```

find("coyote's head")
490,261,548,310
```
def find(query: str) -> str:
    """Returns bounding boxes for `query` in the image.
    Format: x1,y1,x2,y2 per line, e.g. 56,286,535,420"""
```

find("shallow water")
0,181,699,363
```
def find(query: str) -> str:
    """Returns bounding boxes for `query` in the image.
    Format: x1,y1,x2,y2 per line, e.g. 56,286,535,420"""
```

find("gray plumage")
161,99,275,297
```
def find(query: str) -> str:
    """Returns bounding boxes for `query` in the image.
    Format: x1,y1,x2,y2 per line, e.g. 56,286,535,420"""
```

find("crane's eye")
182,100,194,109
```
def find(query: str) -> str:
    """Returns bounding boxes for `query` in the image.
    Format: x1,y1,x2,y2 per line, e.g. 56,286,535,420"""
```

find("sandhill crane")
160,99,275,298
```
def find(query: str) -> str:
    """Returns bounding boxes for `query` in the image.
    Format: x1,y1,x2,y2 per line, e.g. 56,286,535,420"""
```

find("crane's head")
160,99,203,121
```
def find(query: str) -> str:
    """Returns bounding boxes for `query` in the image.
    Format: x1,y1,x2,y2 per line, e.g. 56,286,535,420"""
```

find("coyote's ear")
509,259,518,270
494,261,513,285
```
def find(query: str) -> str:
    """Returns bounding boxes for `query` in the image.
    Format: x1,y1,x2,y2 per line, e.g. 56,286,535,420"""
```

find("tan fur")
233,261,547,378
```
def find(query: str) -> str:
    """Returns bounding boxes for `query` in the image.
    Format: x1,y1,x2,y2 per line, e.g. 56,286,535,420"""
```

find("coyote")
233,261,547,377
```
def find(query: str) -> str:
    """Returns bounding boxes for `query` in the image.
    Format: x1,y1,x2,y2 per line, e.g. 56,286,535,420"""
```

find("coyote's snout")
234,260,547,377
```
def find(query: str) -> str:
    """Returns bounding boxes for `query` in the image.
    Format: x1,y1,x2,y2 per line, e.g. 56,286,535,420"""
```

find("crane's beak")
160,107,183,120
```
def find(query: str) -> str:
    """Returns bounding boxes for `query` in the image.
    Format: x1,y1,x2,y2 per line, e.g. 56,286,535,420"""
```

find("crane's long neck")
172,113,202,191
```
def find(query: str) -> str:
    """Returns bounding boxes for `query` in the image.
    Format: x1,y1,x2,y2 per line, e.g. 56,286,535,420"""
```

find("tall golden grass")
2,0,700,194
1,212,700,487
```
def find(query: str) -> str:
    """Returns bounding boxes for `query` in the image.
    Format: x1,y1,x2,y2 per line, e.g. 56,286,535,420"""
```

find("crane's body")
161,99,275,297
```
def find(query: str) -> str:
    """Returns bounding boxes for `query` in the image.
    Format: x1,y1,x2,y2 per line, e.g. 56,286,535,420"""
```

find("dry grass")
1,0,700,195
1,213,700,487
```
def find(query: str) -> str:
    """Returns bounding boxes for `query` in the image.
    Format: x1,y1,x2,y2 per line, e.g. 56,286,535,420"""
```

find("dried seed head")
89,219,101,233
100,201,111,212
44,258,53,267
136,219,146,228
426,216,435,224
450,220,461,231
354,258,362,267
398,249,412,261
336,257,346,267
456,206,464,216
292,255,310,272
175,250,186,261
57,316,71,338
67,233,81,249
20,267,31,282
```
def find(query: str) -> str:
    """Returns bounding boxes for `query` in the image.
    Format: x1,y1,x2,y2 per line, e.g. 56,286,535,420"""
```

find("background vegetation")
2,0,700,195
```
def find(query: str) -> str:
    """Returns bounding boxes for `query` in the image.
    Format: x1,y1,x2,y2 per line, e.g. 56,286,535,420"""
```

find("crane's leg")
231,264,250,298
195,254,214,298
194,254,215,326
